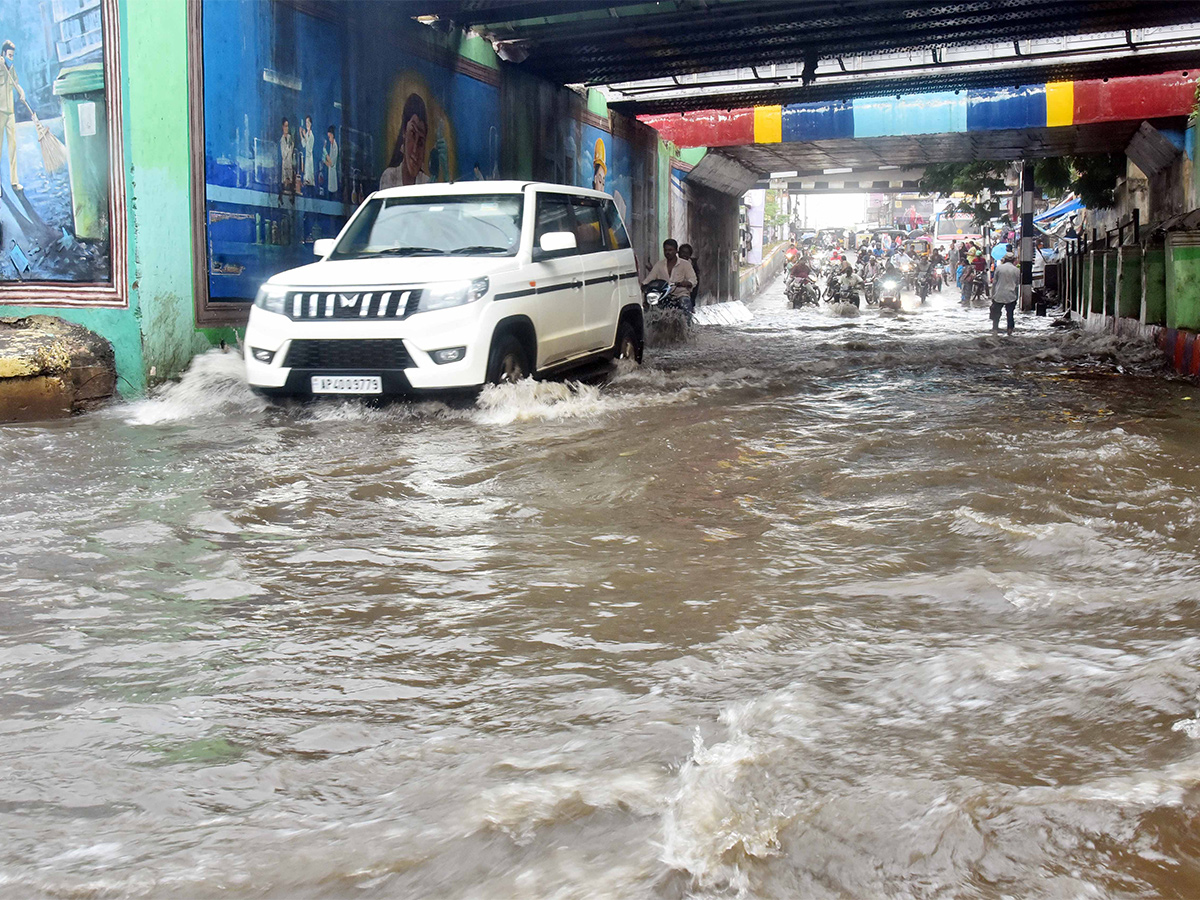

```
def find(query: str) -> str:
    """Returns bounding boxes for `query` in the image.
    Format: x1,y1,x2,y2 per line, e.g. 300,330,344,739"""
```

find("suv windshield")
331,194,524,259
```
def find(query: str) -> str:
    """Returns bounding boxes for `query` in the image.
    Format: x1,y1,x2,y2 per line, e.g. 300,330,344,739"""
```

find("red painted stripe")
639,109,755,148
1189,334,1200,378
1073,72,1198,125
1175,332,1188,374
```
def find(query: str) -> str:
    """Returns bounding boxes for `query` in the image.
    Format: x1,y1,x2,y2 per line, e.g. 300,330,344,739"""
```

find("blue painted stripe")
852,91,967,138
781,101,854,142
966,85,1047,131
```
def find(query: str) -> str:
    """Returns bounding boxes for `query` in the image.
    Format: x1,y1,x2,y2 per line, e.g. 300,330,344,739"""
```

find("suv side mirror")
313,238,335,257
537,231,577,255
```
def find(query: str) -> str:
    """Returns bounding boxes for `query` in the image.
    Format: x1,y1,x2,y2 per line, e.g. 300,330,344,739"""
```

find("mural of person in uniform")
380,92,430,189
322,124,339,199
0,39,25,193
279,117,294,194
591,137,605,193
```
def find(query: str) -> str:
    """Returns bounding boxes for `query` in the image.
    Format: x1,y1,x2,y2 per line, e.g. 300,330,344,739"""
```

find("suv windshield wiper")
345,246,445,259
448,245,511,255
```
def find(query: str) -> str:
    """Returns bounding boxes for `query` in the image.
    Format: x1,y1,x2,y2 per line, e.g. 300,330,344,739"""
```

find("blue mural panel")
201,0,503,303
966,86,1047,132
780,101,853,142
202,1,351,302
578,123,632,223
0,0,111,284
853,92,967,138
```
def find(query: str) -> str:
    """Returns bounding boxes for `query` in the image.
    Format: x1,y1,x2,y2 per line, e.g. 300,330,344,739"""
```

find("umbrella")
913,235,934,243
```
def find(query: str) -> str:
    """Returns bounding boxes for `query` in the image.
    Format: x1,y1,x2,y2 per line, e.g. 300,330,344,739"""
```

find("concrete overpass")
640,72,1197,194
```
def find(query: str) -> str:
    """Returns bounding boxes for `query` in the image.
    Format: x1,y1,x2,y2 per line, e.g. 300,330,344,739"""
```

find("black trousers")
990,300,1016,330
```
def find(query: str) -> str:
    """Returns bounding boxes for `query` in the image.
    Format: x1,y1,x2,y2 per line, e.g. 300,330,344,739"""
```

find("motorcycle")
642,279,690,314
915,270,931,304
786,276,820,308
877,275,902,311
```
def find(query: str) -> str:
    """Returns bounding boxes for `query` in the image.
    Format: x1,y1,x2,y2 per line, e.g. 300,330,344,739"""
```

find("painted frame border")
0,0,128,308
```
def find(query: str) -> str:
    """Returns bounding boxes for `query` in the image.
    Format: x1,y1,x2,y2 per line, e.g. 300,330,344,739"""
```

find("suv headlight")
417,277,489,313
254,284,288,315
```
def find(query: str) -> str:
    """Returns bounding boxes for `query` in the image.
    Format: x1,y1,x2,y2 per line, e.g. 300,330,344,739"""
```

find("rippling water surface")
4,279,1200,899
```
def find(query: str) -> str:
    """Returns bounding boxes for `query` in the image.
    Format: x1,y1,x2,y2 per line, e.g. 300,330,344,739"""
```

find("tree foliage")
917,154,1124,215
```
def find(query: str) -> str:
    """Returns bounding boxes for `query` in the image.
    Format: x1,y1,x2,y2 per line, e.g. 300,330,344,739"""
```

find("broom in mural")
23,97,68,175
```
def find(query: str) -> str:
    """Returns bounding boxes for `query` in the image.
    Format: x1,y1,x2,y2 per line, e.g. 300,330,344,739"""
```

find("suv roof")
371,180,615,202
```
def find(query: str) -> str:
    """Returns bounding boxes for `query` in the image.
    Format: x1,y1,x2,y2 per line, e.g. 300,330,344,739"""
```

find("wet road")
4,276,1200,898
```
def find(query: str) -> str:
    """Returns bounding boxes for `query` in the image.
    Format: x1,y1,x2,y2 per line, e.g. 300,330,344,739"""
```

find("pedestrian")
990,253,1020,333
679,243,699,308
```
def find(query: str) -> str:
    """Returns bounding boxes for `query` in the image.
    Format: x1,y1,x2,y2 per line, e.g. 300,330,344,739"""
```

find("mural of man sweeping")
0,39,26,195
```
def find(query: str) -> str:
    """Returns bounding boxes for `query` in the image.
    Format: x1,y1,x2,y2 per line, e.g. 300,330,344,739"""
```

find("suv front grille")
285,290,422,320
283,339,412,370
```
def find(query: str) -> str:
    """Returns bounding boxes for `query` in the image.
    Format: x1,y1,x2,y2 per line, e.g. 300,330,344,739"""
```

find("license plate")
311,375,382,394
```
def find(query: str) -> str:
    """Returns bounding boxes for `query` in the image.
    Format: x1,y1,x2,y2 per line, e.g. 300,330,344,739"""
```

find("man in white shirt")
990,253,1021,333
643,239,696,307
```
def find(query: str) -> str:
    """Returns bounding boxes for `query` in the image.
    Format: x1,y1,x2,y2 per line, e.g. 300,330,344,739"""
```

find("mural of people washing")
0,0,114,285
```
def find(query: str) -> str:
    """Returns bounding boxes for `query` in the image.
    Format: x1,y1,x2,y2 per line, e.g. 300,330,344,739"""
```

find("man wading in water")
990,253,1020,334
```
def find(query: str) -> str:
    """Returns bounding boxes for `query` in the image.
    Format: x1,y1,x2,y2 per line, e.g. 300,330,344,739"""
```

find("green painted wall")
124,0,217,383
1144,244,1167,325
1104,250,1118,317
586,89,608,119
1118,247,1141,319
1166,238,1200,330
1090,254,1104,315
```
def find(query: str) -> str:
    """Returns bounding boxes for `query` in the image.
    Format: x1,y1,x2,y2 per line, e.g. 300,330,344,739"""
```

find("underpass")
5,3,1200,897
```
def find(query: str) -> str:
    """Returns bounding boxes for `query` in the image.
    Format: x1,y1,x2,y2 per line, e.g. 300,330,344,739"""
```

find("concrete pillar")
1020,161,1034,312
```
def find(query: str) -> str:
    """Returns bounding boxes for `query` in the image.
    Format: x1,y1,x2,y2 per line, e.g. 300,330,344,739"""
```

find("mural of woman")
380,92,430,189
300,115,315,195
323,125,339,199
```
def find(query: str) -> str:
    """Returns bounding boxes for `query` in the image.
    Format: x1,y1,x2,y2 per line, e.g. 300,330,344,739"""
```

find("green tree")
918,155,1123,216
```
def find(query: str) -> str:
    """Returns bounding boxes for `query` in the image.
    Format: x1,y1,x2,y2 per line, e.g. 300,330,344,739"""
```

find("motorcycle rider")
834,260,865,307
787,254,815,305
643,239,696,309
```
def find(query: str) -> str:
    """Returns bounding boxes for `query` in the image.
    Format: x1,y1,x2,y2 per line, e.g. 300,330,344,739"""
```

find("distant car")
244,181,644,397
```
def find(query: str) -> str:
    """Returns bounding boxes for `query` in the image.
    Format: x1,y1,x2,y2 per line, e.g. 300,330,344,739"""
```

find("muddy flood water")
4,277,1200,899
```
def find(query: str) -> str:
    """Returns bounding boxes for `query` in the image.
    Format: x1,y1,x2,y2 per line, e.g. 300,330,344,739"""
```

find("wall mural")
0,0,112,285
577,124,629,225
199,0,504,307
200,0,350,304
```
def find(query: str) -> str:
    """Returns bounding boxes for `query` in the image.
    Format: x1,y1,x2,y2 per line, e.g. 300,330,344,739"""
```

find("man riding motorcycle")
642,238,696,312
832,261,865,307
785,255,818,306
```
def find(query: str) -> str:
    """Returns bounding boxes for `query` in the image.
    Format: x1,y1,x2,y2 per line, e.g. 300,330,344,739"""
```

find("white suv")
244,181,644,397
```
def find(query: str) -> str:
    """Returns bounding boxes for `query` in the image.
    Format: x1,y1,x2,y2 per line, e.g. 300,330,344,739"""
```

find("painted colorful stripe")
640,71,1199,148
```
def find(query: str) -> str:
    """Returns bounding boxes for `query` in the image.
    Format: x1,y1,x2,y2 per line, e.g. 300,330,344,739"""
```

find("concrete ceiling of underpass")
714,120,1156,178
421,0,1200,109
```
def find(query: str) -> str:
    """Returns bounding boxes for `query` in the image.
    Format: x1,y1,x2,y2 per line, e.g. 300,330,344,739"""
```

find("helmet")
593,138,607,174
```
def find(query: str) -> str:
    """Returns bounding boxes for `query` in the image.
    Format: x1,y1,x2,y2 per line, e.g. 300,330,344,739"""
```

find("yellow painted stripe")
1046,81,1074,127
754,105,782,143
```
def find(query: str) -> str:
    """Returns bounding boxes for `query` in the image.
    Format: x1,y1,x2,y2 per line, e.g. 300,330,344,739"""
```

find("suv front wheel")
614,319,642,364
486,334,531,385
